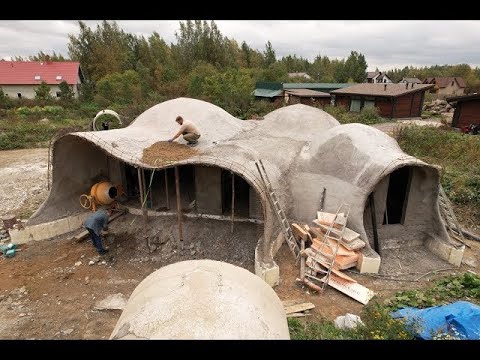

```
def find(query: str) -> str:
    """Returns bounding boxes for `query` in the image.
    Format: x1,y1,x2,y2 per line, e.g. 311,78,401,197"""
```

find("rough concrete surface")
32,98,456,271
110,260,290,339
0,148,479,339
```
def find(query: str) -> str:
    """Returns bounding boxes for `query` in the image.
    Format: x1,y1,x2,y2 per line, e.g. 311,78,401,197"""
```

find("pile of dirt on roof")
142,141,198,166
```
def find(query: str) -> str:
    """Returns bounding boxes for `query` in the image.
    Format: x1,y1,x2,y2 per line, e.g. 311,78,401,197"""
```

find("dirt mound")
142,142,198,166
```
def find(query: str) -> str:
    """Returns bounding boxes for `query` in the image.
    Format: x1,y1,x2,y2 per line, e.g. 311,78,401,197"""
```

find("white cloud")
1,20,480,70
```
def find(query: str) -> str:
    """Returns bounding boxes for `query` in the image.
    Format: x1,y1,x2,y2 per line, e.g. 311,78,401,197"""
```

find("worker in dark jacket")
84,208,112,255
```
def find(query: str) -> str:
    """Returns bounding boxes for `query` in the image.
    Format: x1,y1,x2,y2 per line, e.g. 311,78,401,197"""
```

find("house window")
56,75,62,81
56,92,61,97
34,75,41,80
17,93,22,99
350,99,361,112
364,100,375,109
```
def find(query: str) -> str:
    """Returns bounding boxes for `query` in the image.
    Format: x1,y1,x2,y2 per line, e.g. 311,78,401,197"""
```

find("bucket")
2,215,17,230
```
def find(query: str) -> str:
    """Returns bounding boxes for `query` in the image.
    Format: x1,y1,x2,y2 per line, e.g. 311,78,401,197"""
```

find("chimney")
384,84,387,91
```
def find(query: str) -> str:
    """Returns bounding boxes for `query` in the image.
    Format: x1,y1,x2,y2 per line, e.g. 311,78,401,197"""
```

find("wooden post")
369,193,380,255
141,169,148,222
175,166,183,241
300,238,305,281
165,169,170,210
137,168,147,222
231,172,235,234
148,171,154,210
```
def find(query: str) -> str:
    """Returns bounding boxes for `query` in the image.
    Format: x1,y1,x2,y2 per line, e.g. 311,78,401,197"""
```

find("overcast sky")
1,20,479,71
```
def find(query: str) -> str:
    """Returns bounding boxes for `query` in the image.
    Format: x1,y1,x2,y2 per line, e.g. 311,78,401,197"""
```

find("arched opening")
122,163,263,223
362,164,452,272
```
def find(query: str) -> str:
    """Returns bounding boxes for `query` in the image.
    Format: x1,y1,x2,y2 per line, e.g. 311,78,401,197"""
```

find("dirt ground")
0,145,479,339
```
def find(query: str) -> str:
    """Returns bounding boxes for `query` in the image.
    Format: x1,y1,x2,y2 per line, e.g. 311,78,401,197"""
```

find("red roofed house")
422,77,466,98
0,61,85,99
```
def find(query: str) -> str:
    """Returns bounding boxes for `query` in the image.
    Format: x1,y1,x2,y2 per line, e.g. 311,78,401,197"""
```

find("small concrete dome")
110,260,290,340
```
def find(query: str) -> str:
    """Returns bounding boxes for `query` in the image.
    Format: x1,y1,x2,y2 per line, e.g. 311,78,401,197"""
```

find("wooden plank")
284,302,315,314
305,256,357,283
327,273,375,305
287,313,312,318
311,237,356,257
341,238,366,251
291,223,309,241
313,221,360,243
316,211,345,229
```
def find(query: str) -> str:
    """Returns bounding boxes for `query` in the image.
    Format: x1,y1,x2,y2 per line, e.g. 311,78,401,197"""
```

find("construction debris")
284,302,315,315
291,207,375,305
334,313,364,330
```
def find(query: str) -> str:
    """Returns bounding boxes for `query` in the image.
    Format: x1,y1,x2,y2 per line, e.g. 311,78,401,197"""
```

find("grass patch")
288,302,415,340
394,125,480,224
289,272,480,340
384,272,480,311
323,105,388,125
0,117,90,150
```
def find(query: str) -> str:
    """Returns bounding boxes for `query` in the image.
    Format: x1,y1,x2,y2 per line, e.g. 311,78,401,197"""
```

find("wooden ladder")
255,159,300,263
305,203,351,291
438,185,467,246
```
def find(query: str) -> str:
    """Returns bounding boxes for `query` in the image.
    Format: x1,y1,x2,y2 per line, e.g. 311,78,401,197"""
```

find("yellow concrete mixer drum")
80,181,119,211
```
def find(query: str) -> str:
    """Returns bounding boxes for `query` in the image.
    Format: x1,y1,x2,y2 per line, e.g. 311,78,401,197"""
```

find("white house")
0,61,84,99
366,71,393,84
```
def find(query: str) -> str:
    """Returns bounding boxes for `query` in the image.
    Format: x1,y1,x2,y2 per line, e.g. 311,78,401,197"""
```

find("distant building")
0,61,85,99
331,83,434,119
287,72,312,80
399,77,422,84
422,77,465,98
446,93,480,129
366,72,393,84
285,89,331,107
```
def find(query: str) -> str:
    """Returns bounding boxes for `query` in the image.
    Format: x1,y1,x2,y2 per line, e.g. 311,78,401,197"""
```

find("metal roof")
331,83,434,97
253,89,283,98
0,61,81,85
285,89,330,97
283,83,351,90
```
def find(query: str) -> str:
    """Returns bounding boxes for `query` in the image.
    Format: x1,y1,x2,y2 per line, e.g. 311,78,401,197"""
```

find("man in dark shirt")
84,208,112,255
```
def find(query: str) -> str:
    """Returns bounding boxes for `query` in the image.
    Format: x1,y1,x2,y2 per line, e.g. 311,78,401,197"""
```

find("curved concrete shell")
109,260,290,340
28,97,462,282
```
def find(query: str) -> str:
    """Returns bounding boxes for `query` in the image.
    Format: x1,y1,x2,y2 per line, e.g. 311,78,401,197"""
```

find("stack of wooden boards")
292,211,375,305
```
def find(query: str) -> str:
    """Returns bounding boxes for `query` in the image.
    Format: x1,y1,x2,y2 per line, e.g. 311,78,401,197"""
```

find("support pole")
231,172,235,234
175,166,183,241
300,238,305,281
369,193,380,255
165,169,170,210
137,167,147,223
148,171,154,210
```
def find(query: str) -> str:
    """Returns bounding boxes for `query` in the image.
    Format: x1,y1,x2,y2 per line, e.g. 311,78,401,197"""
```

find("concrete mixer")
79,181,123,212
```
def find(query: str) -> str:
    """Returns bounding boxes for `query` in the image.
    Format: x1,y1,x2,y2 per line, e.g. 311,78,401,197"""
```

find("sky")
1,20,480,71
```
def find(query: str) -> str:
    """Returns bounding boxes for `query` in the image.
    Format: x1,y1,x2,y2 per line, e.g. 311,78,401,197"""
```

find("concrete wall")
249,187,263,219
28,136,110,225
363,166,441,250
110,260,290,339
194,165,222,215
1,84,79,99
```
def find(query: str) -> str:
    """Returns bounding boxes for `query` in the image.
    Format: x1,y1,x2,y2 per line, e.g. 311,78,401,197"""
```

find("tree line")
3,20,480,118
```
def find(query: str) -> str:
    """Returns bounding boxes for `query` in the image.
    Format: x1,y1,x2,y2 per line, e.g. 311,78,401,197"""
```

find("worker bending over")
83,208,112,255
168,116,201,146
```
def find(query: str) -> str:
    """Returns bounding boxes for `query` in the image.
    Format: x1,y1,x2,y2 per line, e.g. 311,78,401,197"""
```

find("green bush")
323,104,387,125
395,126,480,211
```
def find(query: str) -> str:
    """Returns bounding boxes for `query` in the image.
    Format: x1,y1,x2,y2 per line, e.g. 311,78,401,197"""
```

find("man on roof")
167,116,201,146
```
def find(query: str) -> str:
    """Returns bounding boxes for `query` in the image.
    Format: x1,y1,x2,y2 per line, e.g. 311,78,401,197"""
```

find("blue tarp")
391,301,480,340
